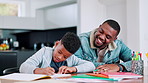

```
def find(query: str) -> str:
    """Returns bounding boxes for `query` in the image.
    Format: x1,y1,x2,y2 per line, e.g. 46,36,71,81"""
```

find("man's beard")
93,41,107,50
94,42,102,48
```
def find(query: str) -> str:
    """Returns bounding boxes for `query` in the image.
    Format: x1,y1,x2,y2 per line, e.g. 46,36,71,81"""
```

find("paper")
15,79,74,83
0,73,71,81
58,78,108,82
50,74,71,78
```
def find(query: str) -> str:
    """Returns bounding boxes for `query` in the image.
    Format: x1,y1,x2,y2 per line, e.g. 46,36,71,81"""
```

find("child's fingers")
63,68,71,74
45,67,55,75
58,66,67,74
47,71,55,75
50,68,55,72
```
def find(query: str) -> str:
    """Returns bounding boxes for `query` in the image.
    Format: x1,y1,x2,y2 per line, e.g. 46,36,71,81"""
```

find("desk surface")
1,66,148,83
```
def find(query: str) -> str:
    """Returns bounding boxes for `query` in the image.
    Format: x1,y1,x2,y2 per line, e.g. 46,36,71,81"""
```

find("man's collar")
90,29,117,51
90,29,97,49
108,41,117,51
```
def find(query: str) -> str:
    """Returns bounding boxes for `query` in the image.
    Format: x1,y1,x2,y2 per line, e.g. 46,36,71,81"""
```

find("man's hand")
93,64,120,74
34,67,55,75
58,66,77,74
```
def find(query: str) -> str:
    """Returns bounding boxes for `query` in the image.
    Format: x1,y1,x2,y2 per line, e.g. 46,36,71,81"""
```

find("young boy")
19,32,95,75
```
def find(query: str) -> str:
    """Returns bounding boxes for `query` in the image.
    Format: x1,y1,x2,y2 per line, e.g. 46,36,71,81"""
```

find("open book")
0,73,71,81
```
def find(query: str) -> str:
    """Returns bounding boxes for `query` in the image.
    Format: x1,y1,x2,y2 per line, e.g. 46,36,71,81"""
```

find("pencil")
93,69,99,72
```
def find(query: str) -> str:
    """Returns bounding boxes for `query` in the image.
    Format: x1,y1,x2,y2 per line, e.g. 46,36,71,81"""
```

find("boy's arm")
69,55,95,73
34,67,55,75
19,47,46,74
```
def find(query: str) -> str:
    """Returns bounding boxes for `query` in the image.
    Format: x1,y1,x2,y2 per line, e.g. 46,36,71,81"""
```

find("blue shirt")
50,58,67,73
74,31,132,72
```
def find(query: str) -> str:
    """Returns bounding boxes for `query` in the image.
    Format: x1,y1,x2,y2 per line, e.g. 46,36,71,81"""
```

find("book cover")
72,74,117,81
101,72,143,78
86,73,109,78
86,72,143,81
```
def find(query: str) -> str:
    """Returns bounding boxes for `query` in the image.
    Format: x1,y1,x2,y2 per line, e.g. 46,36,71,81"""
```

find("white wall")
0,16,44,30
126,0,148,66
44,3,77,29
30,0,75,17
106,0,127,44
0,16,4,28
78,0,127,44
127,0,140,51
139,0,148,53
139,0,148,66
77,0,106,34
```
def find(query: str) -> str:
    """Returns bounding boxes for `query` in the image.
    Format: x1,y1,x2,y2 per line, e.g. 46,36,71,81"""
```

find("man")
75,19,132,73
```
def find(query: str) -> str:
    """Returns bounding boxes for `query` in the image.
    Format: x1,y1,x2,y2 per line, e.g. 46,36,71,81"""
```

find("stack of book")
72,72,143,81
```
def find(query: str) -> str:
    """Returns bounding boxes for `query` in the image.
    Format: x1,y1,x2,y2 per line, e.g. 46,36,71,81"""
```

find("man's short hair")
103,19,120,35
61,32,81,54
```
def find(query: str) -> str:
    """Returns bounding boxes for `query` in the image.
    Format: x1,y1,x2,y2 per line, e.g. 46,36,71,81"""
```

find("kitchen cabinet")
17,50,36,67
0,51,17,75
13,27,76,50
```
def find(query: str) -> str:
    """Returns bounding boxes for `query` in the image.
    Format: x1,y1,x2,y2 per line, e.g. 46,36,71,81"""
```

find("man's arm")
75,47,105,67
118,40,132,72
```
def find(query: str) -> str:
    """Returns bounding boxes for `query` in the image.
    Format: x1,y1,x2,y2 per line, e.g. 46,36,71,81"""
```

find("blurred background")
0,0,148,75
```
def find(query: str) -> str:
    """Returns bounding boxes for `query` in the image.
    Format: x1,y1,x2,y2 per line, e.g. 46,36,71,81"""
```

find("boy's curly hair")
61,32,81,54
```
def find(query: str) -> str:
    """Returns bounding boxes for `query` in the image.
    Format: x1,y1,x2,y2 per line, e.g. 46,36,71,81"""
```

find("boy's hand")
58,66,77,74
34,67,55,75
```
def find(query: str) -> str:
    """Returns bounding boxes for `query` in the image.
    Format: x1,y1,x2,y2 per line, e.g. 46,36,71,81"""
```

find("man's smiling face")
94,22,118,49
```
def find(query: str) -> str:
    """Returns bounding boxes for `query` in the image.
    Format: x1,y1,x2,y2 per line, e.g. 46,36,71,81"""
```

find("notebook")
0,73,71,81
86,72,143,81
101,72,143,78
72,74,117,81
86,73,108,78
